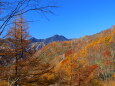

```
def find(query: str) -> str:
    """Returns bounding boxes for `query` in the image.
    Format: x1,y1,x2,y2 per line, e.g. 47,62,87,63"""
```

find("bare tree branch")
0,0,57,35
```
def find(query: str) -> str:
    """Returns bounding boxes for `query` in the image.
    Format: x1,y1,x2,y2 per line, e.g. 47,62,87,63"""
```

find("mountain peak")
44,35,69,44
30,35,69,43
53,34,63,37
30,37,39,42
30,35,69,50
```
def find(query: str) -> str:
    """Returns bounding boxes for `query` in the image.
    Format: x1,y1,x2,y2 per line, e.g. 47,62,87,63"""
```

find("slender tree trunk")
70,59,73,86
14,20,18,86
15,55,18,86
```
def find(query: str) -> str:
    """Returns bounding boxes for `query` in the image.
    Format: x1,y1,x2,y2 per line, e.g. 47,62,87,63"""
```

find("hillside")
0,27,115,86
31,26,115,86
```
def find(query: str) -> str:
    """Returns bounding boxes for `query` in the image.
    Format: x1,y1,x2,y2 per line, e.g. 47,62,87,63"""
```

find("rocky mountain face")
0,35,69,51
29,35,69,50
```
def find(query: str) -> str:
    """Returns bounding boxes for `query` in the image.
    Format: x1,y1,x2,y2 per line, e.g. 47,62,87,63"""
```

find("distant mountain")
44,35,69,44
0,35,69,51
30,37,44,42
29,35,69,50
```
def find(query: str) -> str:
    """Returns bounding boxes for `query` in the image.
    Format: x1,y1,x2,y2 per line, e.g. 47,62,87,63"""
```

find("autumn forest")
0,0,115,86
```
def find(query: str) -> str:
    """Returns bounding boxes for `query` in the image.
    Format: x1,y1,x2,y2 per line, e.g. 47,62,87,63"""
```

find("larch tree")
6,15,30,86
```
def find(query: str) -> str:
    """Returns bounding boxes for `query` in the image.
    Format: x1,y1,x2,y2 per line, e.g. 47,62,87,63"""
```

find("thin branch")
10,78,19,86
14,6,57,16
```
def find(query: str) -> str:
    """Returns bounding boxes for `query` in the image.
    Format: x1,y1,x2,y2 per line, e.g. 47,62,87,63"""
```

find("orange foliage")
61,59,69,64
23,66,28,70
102,50,112,57
112,26,115,34
65,49,72,57
80,64,99,83
0,53,4,55
73,53,78,60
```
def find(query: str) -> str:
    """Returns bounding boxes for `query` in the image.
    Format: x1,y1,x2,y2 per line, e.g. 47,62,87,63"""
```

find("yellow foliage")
43,73,54,81
0,80,8,86
90,79,103,86
112,73,115,78
73,53,78,60
80,48,87,57
104,35,112,43
54,58,69,72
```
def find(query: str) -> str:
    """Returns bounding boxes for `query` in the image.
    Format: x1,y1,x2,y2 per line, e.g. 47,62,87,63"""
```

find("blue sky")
27,0,115,39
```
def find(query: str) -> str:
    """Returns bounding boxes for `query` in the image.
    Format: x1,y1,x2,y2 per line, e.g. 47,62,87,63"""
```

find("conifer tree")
6,15,30,86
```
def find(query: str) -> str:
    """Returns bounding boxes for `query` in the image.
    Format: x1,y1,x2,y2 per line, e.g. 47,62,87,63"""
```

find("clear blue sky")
27,0,115,39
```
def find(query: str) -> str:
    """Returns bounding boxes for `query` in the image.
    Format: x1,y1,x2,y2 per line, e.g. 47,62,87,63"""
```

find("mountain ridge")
30,34,69,43
29,35,70,50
